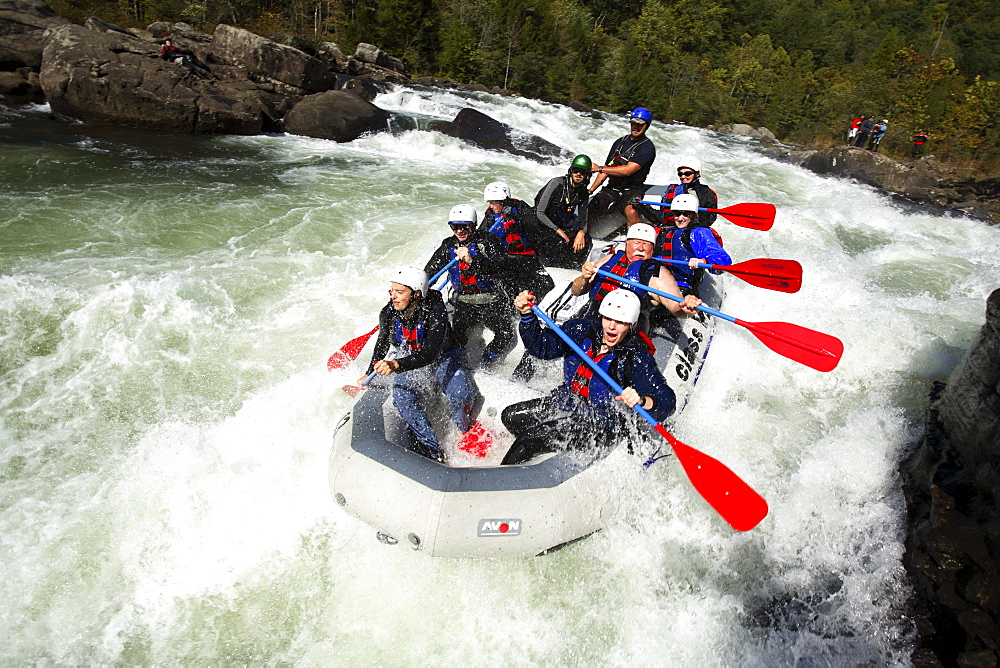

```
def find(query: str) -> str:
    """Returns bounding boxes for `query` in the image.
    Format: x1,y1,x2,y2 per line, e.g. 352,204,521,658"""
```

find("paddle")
654,256,803,293
328,325,380,371
327,259,459,371
638,200,775,231
594,269,843,372
530,304,768,531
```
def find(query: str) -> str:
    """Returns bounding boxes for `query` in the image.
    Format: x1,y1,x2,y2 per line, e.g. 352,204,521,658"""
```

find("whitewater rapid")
1,89,998,664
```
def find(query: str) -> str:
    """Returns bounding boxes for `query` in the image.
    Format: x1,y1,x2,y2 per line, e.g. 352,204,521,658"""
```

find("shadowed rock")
901,289,1000,666
436,107,572,163
282,89,390,142
0,0,71,69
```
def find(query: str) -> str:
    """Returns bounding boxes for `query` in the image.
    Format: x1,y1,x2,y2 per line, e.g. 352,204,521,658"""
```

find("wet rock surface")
902,289,1000,666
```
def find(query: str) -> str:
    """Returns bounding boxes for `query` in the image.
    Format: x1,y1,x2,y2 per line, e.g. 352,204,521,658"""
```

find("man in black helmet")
534,154,593,269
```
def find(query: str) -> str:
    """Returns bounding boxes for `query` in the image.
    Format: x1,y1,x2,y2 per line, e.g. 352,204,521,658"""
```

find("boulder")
209,24,335,94
0,0,71,69
39,24,286,134
282,89,390,142
316,41,348,72
0,65,41,103
353,42,405,74
717,122,778,145
567,100,603,119
901,289,1000,666
436,107,572,163
341,75,387,102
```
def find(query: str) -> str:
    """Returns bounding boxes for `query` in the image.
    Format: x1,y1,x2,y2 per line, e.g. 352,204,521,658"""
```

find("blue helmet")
629,107,653,124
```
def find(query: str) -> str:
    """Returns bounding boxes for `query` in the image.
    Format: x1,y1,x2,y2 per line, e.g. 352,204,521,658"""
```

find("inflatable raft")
329,186,722,557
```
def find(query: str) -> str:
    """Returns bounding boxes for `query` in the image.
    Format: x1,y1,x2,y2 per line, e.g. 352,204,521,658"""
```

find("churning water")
1,89,998,664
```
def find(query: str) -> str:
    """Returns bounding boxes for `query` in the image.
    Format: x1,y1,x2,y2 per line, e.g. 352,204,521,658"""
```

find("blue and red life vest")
487,210,535,255
588,250,648,301
393,319,425,353
565,338,620,406
447,242,495,294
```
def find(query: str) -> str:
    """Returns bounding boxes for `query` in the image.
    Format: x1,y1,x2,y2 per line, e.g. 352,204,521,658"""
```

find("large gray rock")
435,107,572,163
900,289,1000,666
717,122,777,145
282,89,390,142
353,42,405,74
209,24,335,94
0,0,71,69
39,24,286,134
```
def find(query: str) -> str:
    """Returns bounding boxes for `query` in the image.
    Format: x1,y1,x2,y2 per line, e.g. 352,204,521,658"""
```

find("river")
2,88,998,664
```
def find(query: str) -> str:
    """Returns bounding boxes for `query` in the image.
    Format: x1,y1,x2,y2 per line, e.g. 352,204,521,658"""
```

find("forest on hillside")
48,0,1000,168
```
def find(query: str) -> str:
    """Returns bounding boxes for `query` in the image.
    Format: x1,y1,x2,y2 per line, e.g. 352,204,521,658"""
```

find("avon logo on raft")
478,519,522,537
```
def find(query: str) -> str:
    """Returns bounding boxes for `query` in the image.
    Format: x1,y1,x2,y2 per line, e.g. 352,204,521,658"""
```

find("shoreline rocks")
762,144,999,223
901,289,1000,666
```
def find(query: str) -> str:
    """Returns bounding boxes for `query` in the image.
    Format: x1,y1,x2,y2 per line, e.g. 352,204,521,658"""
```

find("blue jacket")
663,226,731,289
519,313,676,424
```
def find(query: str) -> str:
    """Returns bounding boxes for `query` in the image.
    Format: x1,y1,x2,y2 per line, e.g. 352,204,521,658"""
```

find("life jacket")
589,250,648,301
393,318,425,353
913,133,928,146
607,136,651,188
447,242,495,294
661,226,724,292
564,335,637,406
536,176,587,226
487,209,535,255
658,183,718,227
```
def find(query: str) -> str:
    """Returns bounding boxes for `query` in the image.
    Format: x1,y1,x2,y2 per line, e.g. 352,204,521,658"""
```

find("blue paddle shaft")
654,255,713,270
593,268,736,324
429,257,459,288
529,306,659,428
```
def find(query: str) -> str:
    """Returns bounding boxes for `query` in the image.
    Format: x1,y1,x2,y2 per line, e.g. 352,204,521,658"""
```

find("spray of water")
1,90,997,663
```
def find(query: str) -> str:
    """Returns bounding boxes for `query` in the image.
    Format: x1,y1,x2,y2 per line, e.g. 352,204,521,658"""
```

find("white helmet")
677,157,701,173
392,266,428,296
448,203,477,225
483,181,511,202
671,193,700,212
626,223,657,244
599,289,641,325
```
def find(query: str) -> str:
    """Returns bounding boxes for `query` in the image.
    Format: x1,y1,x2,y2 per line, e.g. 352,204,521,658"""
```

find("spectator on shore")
854,116,874,147
868,119,888,152
848,115,863,144
911,131,929,160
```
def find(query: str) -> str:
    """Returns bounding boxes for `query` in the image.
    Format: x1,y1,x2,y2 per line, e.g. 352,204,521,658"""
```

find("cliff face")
901,289,1000,666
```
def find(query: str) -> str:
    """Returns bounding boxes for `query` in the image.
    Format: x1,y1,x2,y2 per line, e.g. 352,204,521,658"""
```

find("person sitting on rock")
500,288,676,465
159,38,208,77
570,222,701,330
360,266,482,463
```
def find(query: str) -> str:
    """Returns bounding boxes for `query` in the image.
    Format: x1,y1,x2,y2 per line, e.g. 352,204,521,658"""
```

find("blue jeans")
392,347,480,454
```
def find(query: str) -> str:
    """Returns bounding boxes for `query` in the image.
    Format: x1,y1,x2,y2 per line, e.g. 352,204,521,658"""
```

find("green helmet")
570,154,592,172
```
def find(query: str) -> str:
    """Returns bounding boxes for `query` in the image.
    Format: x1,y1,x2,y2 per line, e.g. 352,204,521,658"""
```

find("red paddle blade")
712,203,775,231
718,258,802,293
656,425,768,531
737,320,844,372
327,325,379,370
342,384,362,397
457,421,493,457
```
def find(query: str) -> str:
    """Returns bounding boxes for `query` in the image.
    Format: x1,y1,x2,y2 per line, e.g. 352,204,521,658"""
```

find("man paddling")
588,107,657,229
570,223,701,330
360,266,482,463
500,288,675,465
425,203,517,370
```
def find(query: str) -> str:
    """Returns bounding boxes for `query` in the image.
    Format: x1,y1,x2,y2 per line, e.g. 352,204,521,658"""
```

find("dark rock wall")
902,289,1000,666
